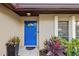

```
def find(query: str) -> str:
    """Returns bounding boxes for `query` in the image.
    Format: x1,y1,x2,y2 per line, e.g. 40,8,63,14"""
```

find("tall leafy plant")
71,38,79,56
60,38,79,56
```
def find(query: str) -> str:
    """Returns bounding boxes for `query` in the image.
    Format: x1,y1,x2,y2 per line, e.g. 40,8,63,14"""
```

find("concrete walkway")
19,47,39,56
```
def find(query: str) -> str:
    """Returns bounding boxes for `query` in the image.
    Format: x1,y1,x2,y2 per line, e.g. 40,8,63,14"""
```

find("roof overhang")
2,3,79,16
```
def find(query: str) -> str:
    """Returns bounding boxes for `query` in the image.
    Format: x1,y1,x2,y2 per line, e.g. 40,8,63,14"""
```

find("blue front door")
24,21,37,47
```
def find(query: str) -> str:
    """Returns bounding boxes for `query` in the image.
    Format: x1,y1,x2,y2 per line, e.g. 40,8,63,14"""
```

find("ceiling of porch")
2,3,79,16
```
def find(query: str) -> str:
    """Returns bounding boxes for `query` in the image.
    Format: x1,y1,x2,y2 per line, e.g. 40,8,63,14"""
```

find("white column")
69,18,72,40
54,16,58,37
69,16,76,41
72,16,76,38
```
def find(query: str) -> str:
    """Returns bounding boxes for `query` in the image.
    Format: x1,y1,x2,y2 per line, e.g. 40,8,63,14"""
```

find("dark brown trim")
2,3,16,10
2,3,79,16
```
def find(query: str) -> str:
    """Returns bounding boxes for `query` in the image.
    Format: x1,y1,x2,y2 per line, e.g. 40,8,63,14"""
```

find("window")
58,21,69,40
76,22,79,39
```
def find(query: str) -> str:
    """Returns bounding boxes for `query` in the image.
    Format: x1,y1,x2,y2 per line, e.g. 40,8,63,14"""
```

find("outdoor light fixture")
26,13,31,16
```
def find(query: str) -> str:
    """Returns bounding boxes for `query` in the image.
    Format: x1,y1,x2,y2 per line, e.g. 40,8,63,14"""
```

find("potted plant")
6,37,20,56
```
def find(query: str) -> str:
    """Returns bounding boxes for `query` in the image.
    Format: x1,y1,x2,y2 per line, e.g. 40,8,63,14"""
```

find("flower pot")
6,43,19,56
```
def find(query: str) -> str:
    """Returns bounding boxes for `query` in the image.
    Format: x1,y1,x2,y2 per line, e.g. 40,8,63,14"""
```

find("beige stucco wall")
39,14,54,49
0,5,21,56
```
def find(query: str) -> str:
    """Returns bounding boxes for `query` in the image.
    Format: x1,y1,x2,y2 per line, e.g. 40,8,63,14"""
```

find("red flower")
55,39,60,49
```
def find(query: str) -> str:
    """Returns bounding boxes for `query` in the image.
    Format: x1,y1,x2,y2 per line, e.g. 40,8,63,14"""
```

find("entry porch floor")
18,47,39,56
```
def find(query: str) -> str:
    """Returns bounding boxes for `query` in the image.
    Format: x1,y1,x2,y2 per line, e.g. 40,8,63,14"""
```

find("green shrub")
60,38,79,56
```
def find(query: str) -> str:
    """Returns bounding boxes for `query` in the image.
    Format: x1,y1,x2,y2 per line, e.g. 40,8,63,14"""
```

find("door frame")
24,20,39,48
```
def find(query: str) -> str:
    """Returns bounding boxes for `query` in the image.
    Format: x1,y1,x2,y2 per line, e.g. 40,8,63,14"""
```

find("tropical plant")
60,38,68,47
43,36,65,56
60,38,79,56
